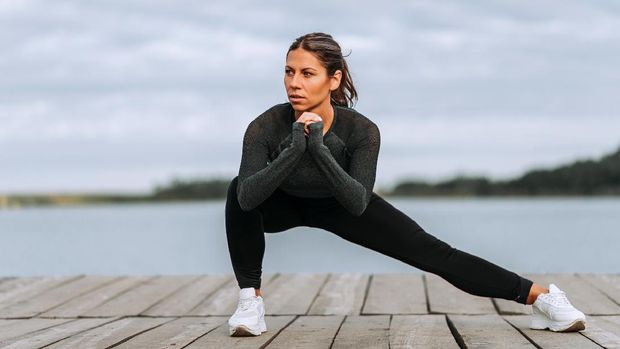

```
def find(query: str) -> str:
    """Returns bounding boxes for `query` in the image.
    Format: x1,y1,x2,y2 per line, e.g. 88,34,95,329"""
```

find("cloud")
1,0,619,192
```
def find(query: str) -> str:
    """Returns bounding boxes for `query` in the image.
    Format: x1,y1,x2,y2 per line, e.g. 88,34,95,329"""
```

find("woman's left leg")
307,193,534,305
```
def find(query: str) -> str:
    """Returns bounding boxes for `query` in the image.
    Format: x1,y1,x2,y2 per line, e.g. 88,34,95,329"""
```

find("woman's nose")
290,73,302,88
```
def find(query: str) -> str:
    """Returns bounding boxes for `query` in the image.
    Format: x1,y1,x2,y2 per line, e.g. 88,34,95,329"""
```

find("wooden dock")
0,273,619,348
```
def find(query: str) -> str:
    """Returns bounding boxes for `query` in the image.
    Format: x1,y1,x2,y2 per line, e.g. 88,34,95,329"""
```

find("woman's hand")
295,112,323,136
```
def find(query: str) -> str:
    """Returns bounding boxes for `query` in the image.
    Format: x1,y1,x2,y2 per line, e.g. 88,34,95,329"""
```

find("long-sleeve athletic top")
236,101,381,216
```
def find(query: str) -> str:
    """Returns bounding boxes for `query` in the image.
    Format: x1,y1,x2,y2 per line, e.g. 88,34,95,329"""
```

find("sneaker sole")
229,318,267,336
229,324,262,336
530,314,586,332
549,319,586,332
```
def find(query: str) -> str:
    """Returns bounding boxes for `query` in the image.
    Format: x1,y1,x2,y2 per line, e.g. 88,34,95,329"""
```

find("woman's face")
284,48,341,112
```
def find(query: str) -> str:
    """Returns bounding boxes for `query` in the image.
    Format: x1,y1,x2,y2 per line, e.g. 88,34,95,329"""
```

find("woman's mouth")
289,95,305,103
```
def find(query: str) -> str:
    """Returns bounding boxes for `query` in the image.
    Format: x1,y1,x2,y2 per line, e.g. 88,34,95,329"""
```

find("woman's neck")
294,99,334,130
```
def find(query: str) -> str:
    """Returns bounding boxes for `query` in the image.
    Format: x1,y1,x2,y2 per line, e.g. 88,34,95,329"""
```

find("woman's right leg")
308,193,534,305
225,176,304,290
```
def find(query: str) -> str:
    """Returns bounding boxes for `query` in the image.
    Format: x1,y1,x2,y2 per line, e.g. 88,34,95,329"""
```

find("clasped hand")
294,112,324,152
295,112,323,135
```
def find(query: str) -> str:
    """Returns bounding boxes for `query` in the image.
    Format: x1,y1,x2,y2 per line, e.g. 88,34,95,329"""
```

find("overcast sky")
1,0,619,194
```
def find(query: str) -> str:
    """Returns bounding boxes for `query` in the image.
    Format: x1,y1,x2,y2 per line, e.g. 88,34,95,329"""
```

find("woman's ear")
330,70,342,91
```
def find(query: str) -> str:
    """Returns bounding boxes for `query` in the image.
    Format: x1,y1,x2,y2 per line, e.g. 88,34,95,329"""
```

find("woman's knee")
227,176,239,197
225,176,242,211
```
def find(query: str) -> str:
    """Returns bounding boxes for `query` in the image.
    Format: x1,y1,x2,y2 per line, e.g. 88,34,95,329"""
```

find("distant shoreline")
2,192,620,209
2,142,618,209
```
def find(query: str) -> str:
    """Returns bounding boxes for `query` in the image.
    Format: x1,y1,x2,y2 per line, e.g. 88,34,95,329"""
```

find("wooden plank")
111,317,224,348
0,318,116,348
41,276,155,318
42,317,172,349
494,298,531,315
0,276,83,313
184,315,295,348
142,275,231,316
82,275,198,317
579,273,620,306
580,315,620,348
0,276,119,318
187,273,277,316
264,315,345,348
0,277,15,286
331,315,389,349
389,315,459,348
0,319,21,329
307,273,369,315
262,273,328,315
0,277,43,298
425,274,496,314
503,315,601,348
362,273,427,314
525,273,620,315
448,314,536,348
0,318,74,341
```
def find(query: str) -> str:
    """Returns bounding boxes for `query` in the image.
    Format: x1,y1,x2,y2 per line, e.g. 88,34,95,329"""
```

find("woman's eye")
284,70,311,76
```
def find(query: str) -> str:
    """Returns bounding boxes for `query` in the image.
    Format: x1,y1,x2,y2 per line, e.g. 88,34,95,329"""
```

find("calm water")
1,198,618,276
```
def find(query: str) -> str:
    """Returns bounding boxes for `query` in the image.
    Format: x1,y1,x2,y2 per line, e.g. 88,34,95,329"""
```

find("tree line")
2,143,618,208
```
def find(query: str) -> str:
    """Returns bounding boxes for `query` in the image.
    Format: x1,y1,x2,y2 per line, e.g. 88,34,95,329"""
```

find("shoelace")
544,291,571,307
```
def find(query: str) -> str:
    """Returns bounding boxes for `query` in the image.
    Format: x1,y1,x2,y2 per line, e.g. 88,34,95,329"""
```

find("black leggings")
225,176,534,305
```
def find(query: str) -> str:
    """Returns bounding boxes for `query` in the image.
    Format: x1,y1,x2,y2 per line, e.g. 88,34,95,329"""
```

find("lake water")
1,198,618,276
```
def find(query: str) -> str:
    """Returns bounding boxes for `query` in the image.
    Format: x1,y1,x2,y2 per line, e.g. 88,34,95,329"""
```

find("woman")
225,32,586,337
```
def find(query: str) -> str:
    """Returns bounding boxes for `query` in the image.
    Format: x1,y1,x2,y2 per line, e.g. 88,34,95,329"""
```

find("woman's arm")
306,120,380,216
236,120,307,211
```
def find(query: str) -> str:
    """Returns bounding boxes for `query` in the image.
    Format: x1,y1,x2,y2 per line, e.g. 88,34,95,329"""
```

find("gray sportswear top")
236,101,381,216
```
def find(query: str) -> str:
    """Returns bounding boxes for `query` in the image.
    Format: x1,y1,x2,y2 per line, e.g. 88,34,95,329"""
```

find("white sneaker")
529,283,586,332
228,287,267,336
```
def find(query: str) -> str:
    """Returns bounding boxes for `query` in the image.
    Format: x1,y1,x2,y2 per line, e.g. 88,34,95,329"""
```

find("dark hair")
287,32,358,108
